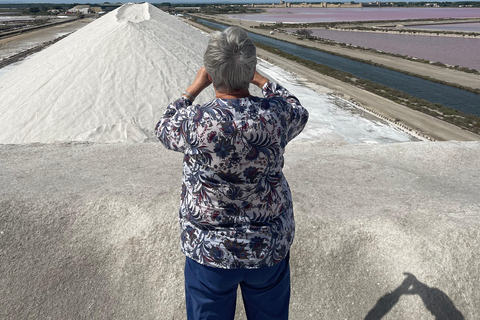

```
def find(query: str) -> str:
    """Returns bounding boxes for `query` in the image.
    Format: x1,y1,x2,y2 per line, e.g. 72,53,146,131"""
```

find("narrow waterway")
198,19,480,116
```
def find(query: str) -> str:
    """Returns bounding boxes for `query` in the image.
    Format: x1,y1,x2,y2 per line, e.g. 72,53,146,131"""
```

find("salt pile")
2,141,479,319
0,3,215,144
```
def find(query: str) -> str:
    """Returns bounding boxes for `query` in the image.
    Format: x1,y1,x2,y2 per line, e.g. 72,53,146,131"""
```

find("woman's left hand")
184,67,212,101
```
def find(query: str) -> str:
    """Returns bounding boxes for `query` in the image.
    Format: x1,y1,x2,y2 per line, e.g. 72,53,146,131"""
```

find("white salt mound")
0,3,214,144
1,141,479,319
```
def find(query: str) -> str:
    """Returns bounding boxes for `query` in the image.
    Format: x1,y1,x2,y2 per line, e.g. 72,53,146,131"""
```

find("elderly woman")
155,27,308,320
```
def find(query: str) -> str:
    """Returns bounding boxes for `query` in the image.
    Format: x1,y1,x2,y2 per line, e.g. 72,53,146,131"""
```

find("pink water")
408,22,480,32
233,8,480,23
284,28,480,70
233,8,480,70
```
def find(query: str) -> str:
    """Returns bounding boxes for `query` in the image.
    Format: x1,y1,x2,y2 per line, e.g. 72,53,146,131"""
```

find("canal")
198,19,480,117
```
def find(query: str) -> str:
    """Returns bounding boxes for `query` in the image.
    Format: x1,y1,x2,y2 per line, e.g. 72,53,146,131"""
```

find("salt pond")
288,28,480,70
408,22,480,33
232,7,480,23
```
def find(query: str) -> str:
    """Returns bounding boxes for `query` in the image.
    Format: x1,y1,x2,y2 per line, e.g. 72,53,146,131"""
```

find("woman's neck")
215,88,250,99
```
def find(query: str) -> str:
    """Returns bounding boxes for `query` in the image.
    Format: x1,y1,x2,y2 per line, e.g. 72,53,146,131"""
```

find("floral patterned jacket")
155,82,308,269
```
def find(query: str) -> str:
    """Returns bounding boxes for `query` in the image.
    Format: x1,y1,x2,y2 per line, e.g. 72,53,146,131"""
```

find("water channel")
198,19,480,117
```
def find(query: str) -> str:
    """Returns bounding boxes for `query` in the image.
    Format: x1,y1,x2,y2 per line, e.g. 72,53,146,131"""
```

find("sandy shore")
187,16,480,142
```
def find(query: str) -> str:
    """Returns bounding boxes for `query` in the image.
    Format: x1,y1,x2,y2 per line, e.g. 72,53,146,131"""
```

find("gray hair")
204,27,257,93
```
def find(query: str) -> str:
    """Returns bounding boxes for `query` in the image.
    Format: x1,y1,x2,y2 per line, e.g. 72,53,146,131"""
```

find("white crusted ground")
1,140,478,319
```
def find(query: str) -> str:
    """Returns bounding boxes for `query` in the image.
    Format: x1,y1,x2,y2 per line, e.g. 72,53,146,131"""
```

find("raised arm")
251,70,269,89
154,67,212,152
182,67,212,102
261,79,309,143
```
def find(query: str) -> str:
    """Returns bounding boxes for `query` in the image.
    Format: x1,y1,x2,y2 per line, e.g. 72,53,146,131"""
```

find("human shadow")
364,272,464,320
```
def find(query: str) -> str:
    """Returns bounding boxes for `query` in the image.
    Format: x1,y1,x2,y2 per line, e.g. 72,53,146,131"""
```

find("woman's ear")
207,74,212,82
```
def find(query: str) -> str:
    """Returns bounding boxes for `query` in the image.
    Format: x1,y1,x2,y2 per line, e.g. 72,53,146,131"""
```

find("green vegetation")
296,29,313,38
153,3,260,14
0,3,70,15
398,1,480,7
201,5,256,15
314,42,480,90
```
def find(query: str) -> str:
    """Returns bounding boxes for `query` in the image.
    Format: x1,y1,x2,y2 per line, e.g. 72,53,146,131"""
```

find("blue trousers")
184,254,291,320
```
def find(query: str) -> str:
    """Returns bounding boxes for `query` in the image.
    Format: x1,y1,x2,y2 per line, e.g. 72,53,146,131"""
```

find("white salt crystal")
0,3,214,144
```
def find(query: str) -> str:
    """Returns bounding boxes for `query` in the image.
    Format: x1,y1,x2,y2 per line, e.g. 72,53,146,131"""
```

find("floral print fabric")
155,82,308,269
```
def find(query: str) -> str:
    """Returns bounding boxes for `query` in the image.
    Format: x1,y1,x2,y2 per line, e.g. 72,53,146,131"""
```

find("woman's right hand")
251,71,269,88
184,67,212,101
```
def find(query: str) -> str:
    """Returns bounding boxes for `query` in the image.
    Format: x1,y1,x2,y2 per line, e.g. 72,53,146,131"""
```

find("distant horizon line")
1,0,477,4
